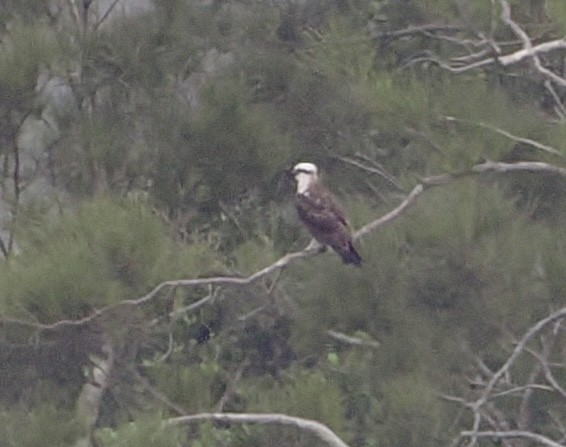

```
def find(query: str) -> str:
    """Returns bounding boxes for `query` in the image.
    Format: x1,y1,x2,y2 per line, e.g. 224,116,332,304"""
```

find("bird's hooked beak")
285,167,298,181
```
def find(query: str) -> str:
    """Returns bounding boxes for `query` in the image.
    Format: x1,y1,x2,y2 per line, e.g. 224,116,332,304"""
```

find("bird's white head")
291,162,318,194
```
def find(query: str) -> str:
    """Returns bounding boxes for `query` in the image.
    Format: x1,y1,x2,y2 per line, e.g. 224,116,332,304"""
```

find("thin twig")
214,360,248,412
464,308,566,447
333,156,405,192
134,368,188,416
526,346,566,399
93,0,122,31
444,116,564,158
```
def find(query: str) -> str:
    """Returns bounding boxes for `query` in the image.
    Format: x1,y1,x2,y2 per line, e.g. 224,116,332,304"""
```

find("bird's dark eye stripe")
295,169,313,174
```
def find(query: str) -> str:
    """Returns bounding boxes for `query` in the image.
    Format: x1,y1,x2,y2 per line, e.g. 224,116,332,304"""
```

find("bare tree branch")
461,430,564,447
407,38,566,75
497,39,566,68
405,0,566,90
2,161,566,332
526,345,566,400
498,0,566,88
472,160,566,177
543,80,566,120
354,184,424,239
464,307,566,447
0,246,321,330
167,412,350,447
326,330,380,349
490,383,554,399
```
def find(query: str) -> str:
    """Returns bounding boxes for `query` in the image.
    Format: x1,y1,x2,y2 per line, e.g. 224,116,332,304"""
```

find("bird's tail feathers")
337,242,362,267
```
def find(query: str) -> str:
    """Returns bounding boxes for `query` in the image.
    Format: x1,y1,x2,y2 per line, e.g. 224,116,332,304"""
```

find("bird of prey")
290,162,362,266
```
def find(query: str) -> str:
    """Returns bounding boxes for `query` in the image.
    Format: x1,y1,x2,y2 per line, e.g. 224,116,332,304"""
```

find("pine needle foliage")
548,0,566,29
0,199,215,323
0,405,82,447
96,414,183,447
239,371,346,447
146,363,218,414
1,1,566,446
0,22,61,101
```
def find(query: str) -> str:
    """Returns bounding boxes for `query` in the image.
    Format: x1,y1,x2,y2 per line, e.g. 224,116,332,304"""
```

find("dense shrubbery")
0,0,565,446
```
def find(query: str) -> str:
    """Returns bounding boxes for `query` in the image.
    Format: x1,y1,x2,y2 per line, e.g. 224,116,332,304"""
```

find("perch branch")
2,161,566,331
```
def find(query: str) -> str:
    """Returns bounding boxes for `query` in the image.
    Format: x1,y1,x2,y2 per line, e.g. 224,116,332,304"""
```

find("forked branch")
2,160,566,331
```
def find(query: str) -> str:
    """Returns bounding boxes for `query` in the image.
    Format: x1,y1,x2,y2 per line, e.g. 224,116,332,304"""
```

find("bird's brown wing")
296,185,350,232
296,183,361,265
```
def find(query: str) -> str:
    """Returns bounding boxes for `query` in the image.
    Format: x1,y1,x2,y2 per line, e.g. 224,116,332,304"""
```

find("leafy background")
0,0,565,446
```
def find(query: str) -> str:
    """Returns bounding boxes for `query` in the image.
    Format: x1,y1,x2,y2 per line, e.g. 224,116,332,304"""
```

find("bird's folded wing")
296,193,349,231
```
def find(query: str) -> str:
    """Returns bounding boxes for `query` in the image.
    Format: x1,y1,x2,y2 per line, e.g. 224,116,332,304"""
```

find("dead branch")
472,160,566,177
460,430,564,447
167,412,350,447
2,161,566,331
405,0,566,90
326,330,380,349
498,0,566,89
464,307,566,447
517,335,555,432
526,346,566,400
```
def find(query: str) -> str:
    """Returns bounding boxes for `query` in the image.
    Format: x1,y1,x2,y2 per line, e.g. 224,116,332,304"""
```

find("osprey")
291,162,362,266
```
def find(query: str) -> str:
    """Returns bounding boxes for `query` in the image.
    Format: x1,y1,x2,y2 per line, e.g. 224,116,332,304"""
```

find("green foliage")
2,1,566,446
0,405,82,447
146,363,218,413
96,414,183,447
378,374,445,447
0,199,215,323
541,224,566,302
238,371,346,446
0,22,61,101
232,239,280,274
150,76,292,215
0,1,48,25
301,16,376,83
93,14,166,89
403,181,554,332
257,371,344,432
548,0,566,29
189,77,291,206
